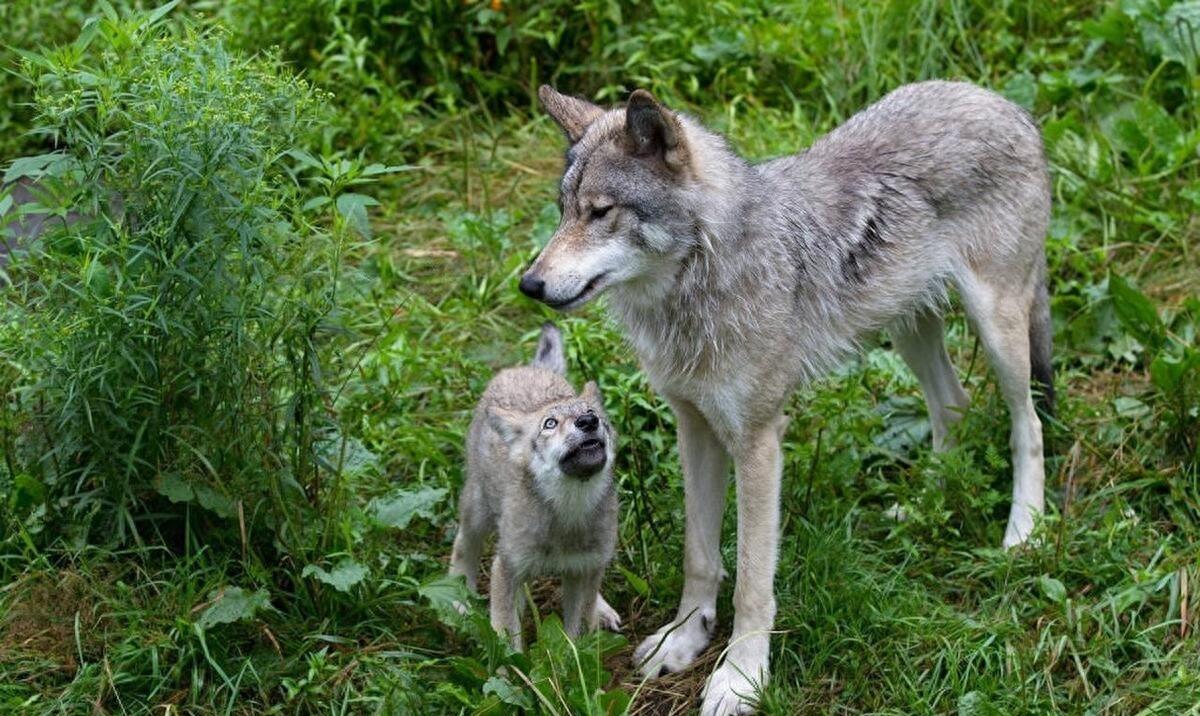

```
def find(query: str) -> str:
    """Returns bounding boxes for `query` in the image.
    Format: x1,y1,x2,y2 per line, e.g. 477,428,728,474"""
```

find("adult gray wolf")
523,81,1052,715
449,323,622,648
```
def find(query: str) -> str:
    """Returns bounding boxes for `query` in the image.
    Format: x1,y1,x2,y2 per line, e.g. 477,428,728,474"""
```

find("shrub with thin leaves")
1,10,353,548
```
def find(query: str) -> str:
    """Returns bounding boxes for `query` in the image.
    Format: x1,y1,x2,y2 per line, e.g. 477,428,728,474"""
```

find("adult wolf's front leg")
701,421,782,716
634,400,728,677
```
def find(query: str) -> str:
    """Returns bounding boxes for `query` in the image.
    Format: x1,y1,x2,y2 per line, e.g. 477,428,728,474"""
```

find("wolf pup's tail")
531,322,566,375
1029,260,1055,417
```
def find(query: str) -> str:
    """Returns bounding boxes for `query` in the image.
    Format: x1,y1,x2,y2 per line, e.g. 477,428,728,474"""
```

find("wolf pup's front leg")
560,568,604,638
489,554,525,650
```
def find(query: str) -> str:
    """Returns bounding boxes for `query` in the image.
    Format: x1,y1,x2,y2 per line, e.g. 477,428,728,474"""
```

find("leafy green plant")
422,574,630,715
1109,273,1200,462
0,5,362,551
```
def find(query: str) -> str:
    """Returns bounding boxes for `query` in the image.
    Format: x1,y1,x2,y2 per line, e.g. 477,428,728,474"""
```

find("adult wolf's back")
524,81,1051,716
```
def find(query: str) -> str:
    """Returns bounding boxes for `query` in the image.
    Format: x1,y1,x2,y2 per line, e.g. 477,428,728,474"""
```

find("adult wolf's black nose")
575,413,599,433
519,274,545,300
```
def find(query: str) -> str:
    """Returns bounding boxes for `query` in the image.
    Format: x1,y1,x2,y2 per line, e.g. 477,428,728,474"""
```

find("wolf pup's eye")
589,205,612,220
542,417,558,430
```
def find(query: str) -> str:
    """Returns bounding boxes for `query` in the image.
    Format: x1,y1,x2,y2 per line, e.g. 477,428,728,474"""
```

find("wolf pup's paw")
595,594,622,631
700,659,763,716
632,607,715,678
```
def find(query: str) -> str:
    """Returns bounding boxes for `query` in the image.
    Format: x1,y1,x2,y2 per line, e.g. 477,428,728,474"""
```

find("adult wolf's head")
520,86,712,311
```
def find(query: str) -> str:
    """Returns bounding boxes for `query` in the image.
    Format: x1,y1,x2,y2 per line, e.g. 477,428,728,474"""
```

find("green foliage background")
1,1,1199,714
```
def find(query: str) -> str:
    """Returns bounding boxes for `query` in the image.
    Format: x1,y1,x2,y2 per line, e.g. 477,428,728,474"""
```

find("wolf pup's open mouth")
560,438,607,478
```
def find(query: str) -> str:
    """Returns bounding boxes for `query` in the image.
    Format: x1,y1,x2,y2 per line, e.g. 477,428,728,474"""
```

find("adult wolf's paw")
631,608,716,677
1002,503,1041,549
700,658,764,716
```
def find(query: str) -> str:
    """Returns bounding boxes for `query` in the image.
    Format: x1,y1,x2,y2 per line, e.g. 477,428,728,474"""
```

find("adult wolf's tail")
1029,261,1055,416
531,322,566,375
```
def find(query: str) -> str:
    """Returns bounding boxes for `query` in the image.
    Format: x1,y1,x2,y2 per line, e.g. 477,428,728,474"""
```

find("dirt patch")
0,569,105,673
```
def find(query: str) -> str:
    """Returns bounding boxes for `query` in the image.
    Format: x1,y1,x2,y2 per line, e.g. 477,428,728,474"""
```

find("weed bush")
0,8,359,551
0,2,97,159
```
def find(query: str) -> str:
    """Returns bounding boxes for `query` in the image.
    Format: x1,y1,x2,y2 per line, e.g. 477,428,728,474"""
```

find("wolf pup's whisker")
531,81,1053,716
448,322,622,648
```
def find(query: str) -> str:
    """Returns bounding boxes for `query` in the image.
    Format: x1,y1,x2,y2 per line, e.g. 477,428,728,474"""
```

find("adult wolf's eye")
542,417,558,430
590,205,612,220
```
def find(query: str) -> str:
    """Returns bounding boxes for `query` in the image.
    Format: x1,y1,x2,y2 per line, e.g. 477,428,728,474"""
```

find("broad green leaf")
302,196,331,212
618,564,649,597
302,558,369,593
958,690,1002,716
335,193,380,239
369,485,447,529
599,688,633,715
194,485,234,518
1039,575,1067,603
196,587,271,630
1109,274,1162,348
316,436,378,478
1001,72,1036,110
1151,351,1199,393
156,473,194,503
1114,396,1150,419
419,573,472,613
483,676,532,709
285,149,322,171
4,153,67,184
11,474,46,511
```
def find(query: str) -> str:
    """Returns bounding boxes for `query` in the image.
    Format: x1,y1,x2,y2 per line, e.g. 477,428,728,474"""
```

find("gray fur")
1029,266,1055,415
531,321,567,375
529,81,1053,715
449,324,620,646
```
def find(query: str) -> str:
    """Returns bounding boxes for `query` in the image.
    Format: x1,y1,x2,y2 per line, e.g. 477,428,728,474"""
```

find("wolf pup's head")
487,381,615,501
520,86,714,311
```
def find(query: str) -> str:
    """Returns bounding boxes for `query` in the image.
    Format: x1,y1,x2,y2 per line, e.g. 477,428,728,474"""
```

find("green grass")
3,1,1200,714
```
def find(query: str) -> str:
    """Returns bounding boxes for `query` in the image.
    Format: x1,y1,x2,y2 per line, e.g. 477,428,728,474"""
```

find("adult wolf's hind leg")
957,272,1045,548
891,311,970,451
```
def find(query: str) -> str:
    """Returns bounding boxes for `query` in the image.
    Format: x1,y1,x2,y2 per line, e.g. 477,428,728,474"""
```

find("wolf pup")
449,323,621,648
525,82,1053,715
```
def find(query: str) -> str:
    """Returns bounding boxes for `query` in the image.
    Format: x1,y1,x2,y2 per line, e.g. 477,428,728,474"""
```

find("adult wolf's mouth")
546,272,610,310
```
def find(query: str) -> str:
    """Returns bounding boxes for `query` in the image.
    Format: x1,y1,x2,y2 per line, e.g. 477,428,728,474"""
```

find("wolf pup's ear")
624,90,688,171
486,406,526,446
579,380,603,408
539,85,603,143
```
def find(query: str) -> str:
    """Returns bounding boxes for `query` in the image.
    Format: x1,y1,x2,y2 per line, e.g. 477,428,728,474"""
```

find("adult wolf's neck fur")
607,119,854,387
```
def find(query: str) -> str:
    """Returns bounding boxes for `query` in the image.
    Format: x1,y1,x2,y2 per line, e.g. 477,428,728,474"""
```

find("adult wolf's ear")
539,85,603,143
624,90,688,172
487,406,526,446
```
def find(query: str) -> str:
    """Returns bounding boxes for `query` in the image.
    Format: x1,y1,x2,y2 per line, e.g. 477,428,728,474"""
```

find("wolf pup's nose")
519,274,545,300
575,413,599,433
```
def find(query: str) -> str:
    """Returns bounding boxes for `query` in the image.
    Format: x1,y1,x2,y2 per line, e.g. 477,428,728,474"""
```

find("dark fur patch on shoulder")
840,210,888,284
783,215,811,281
